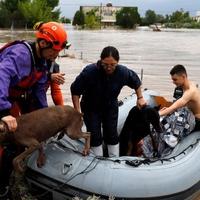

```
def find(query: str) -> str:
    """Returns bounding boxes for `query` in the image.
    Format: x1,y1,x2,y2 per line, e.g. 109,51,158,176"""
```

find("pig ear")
57,131,65,140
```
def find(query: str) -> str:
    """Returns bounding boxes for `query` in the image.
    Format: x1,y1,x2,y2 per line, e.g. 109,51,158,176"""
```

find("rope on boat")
50,136,200,169
32,155,100,199
29,137,200,198
124,137,200,167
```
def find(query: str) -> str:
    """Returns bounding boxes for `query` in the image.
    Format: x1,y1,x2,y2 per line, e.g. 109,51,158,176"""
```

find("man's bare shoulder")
190,82,199,92
181,82,198,102
187,81,200,100
190,81,198,88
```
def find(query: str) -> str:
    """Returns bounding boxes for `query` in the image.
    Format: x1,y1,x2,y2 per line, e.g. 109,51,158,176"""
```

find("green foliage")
169,10,192,23
46,0,60,20
164,9,198,28
0,0,27,13
60,16,71,24
46,0,59,8
18,0,55,27
85,14,100,29
116,7,141,29
52,8,61,21
156,14,166,24
84,8,100,29
72,10,85,26
165,21,200,29
0,0,60,28
0,7,11,27
0,0,29,28
72,8,100,29
143,10,157,25
141,9,196,27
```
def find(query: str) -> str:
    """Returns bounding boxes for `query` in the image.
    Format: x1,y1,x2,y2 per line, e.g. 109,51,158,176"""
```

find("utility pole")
100,2,102,29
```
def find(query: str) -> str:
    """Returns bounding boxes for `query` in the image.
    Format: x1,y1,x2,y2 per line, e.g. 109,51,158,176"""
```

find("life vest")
0,41,43,100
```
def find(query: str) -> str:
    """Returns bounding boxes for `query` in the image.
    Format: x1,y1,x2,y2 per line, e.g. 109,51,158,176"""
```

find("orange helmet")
34,22,67,51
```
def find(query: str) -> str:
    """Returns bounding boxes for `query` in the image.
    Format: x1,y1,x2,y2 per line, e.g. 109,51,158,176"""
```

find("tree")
0,0,27,13
116,7,141,29
60,17,71,24
0,0,29,28
144,10,157,25
0,6,11,28
0,0,60,28
18,0,55,28
46,0,60,21
169,9,192,23
164,9,198,28
84,8,100,29
46,0,59,8
156,14,166,24
72,10,85,26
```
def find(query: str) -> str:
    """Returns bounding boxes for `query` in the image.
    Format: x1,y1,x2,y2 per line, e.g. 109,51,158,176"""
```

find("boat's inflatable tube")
26,90,200,200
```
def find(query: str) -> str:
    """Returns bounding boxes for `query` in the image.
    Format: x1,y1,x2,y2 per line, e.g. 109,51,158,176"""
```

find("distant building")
80,3,137,27
193,11,200,22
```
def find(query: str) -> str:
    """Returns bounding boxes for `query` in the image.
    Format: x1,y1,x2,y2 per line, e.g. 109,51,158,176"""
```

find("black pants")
82,105,119,147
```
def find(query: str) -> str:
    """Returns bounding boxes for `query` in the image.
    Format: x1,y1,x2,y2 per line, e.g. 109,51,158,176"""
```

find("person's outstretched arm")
135,86,147,108
159,89,191,116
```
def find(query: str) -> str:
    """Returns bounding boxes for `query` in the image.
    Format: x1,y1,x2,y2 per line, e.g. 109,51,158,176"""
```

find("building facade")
194,11,200,22
81,3,137,27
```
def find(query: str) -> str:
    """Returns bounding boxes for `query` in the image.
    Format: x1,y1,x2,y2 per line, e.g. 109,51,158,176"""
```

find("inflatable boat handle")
125,158,153,167
125,160,142,167
62,163,72,175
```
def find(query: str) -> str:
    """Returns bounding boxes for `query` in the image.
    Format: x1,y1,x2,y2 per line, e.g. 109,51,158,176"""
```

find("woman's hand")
137,97,147,109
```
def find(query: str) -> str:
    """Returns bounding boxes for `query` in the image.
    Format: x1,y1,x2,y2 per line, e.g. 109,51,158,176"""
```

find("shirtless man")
159,64,200,131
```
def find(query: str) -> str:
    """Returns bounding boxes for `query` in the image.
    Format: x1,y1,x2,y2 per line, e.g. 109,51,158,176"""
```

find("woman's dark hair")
100,46,120,61
170,64,187,76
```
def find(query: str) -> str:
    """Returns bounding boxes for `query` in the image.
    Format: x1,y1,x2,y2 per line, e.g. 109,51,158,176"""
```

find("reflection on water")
0,25,200,100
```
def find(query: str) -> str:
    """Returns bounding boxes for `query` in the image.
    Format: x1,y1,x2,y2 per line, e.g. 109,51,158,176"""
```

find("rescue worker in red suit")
0,21,67,197
46,61,65,106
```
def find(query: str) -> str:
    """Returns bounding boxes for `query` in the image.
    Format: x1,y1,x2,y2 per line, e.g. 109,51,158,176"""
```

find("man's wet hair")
100,46,120,61
170,64,187,76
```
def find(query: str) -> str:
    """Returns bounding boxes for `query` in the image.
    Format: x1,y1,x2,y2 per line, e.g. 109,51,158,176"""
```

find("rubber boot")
108,144,119,157
91,145,103,156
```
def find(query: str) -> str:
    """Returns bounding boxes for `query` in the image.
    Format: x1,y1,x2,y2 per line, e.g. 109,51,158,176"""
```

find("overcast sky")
59,0,200,19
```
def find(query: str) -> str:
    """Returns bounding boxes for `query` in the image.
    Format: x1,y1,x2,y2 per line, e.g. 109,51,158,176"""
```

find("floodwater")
65,25,200,101
0,25,200,101
1,25,200,199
